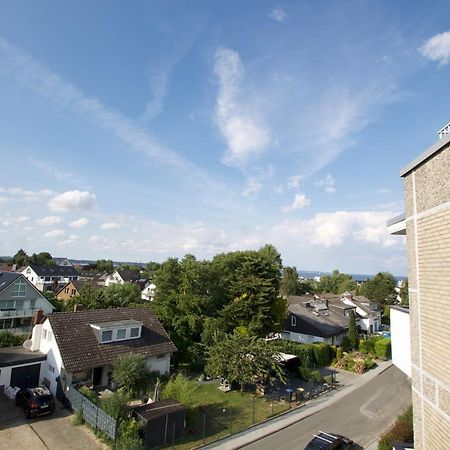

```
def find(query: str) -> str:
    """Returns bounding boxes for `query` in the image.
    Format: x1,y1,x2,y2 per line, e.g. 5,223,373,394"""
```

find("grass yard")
170,381,290,449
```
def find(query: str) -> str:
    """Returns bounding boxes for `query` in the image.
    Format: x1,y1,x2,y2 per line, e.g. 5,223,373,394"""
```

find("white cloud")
214,48,270,166
420,30,450,66
315,174,336,193
269,7,287,23
376,188,391,195
69,217,90,228
282,193,311,213
58,234,78,247
0,186,54,202
287,175,302,190
36,216,62,226
242,179,263,196
43,229,65,238
100,222,122,230
48,190,96,212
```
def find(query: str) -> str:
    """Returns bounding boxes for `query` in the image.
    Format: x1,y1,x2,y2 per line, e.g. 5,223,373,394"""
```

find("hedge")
378,405,413,450
375,338,391,360
0,331,28,348
274,340,333,367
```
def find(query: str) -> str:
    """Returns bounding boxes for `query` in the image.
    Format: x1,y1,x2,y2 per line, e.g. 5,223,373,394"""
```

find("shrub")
333,351,374,374
161,373,198,406
100,391,130,420
0,331,28,348
375,338,391,360
273,340,314,367
312,343,331,366
117,418,144,450
310,370,324,383
298,366,313,381
378,405,413,450
329,345,337,360
336,347,343,360
342,336,352,353
113,353,148,397
72,409,85,425
79,386,99,404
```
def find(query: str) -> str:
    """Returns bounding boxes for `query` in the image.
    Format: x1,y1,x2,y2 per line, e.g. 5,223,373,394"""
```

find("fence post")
202,411,206,444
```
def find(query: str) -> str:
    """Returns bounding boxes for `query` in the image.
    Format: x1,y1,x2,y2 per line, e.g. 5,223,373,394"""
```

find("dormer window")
90,319,143,344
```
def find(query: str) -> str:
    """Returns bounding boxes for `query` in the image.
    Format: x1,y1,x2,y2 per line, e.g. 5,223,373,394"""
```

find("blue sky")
1,0,450,275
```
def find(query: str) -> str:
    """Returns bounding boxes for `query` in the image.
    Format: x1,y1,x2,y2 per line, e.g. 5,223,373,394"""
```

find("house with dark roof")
341,292,382,334
280,295,351,346
56,279,100,301
29,307,176,396
21,264,79,292
104,269,141,287
0,272,54,334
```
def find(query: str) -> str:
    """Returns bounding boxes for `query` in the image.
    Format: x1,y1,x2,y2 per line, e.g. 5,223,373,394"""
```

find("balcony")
0,309,36,319
387,213,406,235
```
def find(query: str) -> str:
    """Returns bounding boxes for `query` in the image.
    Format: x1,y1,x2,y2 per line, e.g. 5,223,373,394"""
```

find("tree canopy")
317,270,357,294
359,272,397,304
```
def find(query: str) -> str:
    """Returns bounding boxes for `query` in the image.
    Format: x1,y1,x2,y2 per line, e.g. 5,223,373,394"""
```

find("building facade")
389,131,450,448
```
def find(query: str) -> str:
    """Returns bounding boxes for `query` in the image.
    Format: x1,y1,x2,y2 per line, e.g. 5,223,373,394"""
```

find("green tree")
95,259,114,273
281,266,301,297
117,419,144,450
161,374,198,406
12,249,29,267
112,354,147,397
347,309,358,350
100,391,130,420
359,272,397,304
317,270,356,294
30,252,54,266
205,332,285,389
400,280,409,306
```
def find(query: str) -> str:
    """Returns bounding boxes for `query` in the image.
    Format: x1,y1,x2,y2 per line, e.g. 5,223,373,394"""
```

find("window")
42,329,48,340
45,277,51,282
11,279,27,298
291,315,297,327
157,354,165,359
130,327,139,338
116,329,126,340
102,330,113,342
48,364,55,373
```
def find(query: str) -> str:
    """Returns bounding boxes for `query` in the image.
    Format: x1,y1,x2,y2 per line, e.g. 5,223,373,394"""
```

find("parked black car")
15,386,56,419
304,431,354,449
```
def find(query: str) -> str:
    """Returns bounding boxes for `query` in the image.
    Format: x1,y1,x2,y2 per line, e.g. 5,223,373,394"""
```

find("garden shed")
133,399,186,449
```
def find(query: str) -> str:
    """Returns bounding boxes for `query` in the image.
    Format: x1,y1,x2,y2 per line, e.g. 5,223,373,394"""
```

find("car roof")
305,432,347,449
28,386,52,396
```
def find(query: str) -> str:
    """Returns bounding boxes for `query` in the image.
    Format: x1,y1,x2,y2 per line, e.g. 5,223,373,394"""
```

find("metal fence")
67,386,118,440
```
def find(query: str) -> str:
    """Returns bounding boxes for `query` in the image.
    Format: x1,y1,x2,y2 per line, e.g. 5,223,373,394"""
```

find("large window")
11,279,26,298
116,329,126,340
0,300,15,311
102,330,113,342
130,327,139,338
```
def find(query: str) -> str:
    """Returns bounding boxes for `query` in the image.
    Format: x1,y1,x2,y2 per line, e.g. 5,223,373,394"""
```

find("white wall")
390,307,411,377
145,354,171,374
0,361,43,389
280,331,330,345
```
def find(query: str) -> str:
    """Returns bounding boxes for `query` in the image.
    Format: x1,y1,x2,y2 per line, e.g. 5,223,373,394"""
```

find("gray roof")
400,133,450,177
0,346,47,367
117,269,140,282
27,264,79,277
0,272,21,293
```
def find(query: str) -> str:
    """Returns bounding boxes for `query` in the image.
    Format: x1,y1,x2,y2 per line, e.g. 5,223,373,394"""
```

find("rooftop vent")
438,122,450,139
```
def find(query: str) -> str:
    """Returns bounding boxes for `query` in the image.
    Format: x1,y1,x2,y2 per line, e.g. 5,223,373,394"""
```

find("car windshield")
35,395,53,404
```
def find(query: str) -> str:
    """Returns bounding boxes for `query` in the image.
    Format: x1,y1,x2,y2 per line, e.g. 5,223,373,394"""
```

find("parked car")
15,385,56,419
304,431,354,449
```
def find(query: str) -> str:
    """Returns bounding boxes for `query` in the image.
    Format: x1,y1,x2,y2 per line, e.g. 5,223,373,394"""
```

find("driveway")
0,394,107,450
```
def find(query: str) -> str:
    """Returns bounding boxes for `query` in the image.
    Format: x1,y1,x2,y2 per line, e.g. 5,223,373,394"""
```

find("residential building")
141,282,156,301
52,258,73,267
388,128,450,448
390,305,411,377
0,272,54,334
104,269,140,287
341,292,382,334
280,295,351,345
28,307,176,396
21,264,79,292
56,280,100,301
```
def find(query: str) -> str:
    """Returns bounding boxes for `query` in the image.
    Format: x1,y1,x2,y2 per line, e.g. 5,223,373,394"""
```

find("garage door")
10,364,41,389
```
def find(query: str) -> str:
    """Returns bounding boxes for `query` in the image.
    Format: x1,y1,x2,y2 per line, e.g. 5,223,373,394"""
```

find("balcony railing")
0,308,36,319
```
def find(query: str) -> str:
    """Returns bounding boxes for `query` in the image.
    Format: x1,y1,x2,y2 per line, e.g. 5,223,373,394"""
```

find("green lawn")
170,382,290,449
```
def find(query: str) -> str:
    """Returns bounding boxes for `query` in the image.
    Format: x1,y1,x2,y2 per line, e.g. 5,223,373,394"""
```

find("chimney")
73,304,84,312
12,264,17,271
438,121,450,140
32,309,44,326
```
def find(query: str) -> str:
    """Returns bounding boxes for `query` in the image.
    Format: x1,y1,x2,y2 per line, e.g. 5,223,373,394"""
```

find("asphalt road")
241,365,411,449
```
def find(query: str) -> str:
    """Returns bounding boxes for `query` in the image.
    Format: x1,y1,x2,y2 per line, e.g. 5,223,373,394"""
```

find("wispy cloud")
0,186,54,202
315,174,336,193
287,175,302,190
100,222,122,230
282,193,311,213
214,47,270,166
43,229,65,238
0,37,223,194
420,30,450,66
269,7,287,23
36,216,62,226
69,217,90,228
242,178,263,196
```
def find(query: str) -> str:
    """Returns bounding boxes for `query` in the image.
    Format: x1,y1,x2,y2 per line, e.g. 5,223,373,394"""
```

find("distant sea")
299,270,407,282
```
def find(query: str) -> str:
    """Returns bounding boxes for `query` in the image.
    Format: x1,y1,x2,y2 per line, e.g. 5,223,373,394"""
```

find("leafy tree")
100,391,130,420
400,280,409,306
30,252,54,266
347,310,358,350
42,291,64,312
359,272,397,304
0,331,27,347
205,332,285,389
112,354,147,397
12,249,29,267
161,374,198,406
117,419,144,450
317,270,356,294
95,259,114,273
281,266,301,297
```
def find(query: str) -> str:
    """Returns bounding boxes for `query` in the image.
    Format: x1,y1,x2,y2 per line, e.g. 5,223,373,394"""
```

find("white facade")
342,298,381,333
104,270,124,287
141,283,156,301
21,266,78,292
145,354,171,374
390,306,411,377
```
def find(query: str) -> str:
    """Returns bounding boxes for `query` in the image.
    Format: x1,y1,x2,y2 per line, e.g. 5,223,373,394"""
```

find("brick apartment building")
388,125,450,449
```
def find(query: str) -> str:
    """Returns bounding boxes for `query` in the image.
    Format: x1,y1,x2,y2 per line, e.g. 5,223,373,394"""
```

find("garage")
0,346,46,392
10,363,41,389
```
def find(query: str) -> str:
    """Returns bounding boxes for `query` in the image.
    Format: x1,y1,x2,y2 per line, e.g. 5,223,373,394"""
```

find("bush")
310,370,324,383
274,340,332,367
333,351,375,374
100,391,130,420
298,366,313,381
375,338,391,360
342,336,352,353
117,418,144,450
0,331,28,348
312,343,331,366
72,409,85,425
113,353,148,397
161,374,198,406
79,386,99,404
336,347,343,360
378,405,413,450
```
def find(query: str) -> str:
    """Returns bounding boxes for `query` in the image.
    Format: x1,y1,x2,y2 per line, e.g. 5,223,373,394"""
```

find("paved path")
203,362,411,449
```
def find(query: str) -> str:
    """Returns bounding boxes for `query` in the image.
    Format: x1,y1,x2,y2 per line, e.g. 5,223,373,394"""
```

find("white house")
21,264,79,292
29,307,176,396
141,282,156,301
0,272,54,334
104,269,140,287
52,258,73,267
341,293,382,334
390,305,411,377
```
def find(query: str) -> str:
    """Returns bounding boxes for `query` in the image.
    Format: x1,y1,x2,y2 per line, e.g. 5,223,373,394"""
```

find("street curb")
201,361,393,449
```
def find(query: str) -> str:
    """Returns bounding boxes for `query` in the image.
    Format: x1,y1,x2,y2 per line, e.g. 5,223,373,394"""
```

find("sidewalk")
201,360,393,449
